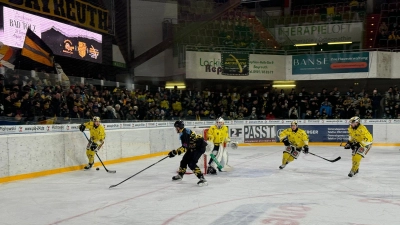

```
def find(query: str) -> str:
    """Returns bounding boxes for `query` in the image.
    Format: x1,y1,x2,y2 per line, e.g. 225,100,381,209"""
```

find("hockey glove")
231,141,238,149
344,141,352,149
303,145,309,154
79,124,86,132
282,137,290,146
90,142,98,151
168,150,178,158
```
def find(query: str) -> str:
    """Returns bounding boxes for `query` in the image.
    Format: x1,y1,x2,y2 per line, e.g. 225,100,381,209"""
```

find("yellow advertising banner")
3,0,109,34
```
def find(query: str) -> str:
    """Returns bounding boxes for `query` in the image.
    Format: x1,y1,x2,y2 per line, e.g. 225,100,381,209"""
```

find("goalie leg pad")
219,145,229,168
208,146,219,165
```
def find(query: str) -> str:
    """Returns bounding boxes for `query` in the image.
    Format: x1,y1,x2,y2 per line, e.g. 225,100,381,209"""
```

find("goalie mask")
349,116,360,128
216,117,224,128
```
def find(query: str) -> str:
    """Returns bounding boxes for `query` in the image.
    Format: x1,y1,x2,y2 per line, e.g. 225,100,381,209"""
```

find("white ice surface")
1,146,400,225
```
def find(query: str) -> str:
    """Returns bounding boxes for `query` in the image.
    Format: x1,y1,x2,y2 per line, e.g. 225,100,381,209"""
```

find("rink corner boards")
0,151,170,184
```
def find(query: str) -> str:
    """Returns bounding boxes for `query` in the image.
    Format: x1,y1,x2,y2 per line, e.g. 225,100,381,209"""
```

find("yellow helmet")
93,116,101,122
291,120,298,126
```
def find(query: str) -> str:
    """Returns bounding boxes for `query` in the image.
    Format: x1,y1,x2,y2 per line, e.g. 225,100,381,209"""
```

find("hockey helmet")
93,116,101,122
290,120,298,127
216,117,224,128
174,120,185,129
349,116,360,124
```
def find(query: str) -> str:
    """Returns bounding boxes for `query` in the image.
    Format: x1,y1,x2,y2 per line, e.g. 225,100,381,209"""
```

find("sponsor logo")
366,119,387,123
244,125,276,143
204,121,215,125
194,121,204,125
266,120,282,124
63,39,74,54
78,41,87,58
247,120,265,124
0,126,17,132
89,45,99,59
233,120,244,124
157,122,167,127
122,123,132,128
230,128,243,137
147,122,156,127
133,123,146,128
106,124,120,129
51,125,64,130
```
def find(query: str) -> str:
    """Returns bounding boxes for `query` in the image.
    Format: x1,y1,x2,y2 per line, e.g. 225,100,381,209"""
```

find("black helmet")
174,120,184,129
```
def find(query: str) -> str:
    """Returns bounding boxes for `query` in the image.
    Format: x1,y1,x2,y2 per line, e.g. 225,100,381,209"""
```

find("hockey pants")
178,147,206,178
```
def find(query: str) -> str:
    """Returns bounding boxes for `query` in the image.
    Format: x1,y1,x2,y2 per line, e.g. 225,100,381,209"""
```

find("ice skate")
172,174,182,181
84,163,93,170
279,162,288,169
207,166,217,175
348,170,355,177
197,176,208,187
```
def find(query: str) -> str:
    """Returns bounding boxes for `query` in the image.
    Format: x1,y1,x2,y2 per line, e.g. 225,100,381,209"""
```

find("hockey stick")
308,152,341,163
109,156,169,189
82,132,116,173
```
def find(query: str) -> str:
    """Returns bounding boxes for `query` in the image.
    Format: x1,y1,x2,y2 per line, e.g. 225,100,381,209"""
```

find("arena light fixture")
328,41,352,45
294,43,317,47
165,85,186,89
272,84,296,88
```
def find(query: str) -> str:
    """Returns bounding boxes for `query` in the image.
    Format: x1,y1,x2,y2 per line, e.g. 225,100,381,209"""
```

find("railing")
0,67,143,91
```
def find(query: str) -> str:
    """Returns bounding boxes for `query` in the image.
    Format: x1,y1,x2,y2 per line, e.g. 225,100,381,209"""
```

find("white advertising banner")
186,51,285,80
274,22,363,45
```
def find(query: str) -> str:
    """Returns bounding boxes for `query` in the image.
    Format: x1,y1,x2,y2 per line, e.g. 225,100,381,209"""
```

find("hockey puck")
96,168,99,171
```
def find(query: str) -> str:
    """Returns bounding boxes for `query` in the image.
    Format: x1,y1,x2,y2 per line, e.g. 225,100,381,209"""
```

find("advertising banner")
274,22,363,45
276,125,373,142
243,125,276,143
1,6,102,63
229,126,244,143
292,52,369,75
221,53,249,76
186,51,285,80
4,0,109,34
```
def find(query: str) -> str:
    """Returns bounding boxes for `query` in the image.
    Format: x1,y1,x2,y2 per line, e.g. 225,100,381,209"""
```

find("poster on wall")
292,52,369,75
1,6,102,63
221,52,249,76
186,51,285,80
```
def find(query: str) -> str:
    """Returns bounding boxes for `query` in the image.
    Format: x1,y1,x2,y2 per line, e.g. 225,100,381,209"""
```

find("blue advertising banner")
276,125,373,142
292,52,369,74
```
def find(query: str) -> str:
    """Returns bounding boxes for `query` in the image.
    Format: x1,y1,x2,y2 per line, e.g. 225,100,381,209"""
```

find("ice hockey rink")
1,145,400,225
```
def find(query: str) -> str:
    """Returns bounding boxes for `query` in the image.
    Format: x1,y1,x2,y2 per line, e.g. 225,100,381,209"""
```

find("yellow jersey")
279,128,309,148
348,124,373,147
83,121,106,144
207,125,230,144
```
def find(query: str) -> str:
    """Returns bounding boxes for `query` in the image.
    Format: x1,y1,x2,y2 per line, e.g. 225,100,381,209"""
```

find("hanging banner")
3,0,109,34
274,22,363,45
292,52,369,74
186,51,285,80
221,52,249,76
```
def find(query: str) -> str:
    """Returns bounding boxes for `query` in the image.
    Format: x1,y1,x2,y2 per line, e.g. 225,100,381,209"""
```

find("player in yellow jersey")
344,116,373,177
278,120,309,169
79,116,106,170
206,117,231,174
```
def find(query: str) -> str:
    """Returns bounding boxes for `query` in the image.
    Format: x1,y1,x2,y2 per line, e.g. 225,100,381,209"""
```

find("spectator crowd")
0,72,398,124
